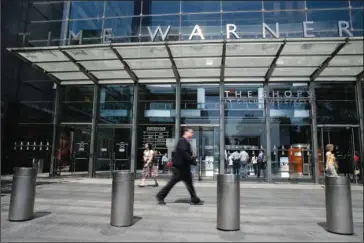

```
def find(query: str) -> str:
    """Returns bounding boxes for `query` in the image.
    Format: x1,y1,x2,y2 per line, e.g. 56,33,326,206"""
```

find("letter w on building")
147,26,171,41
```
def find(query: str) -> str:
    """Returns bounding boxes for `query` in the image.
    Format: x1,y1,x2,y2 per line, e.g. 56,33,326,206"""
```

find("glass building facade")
2,1,364,183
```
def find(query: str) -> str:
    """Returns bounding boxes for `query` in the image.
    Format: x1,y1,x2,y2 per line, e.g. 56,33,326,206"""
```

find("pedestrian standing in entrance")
162,153,169,173
139,143,159,187
156,127,203,205
240,150,249,178
257,151,265,179
251,153,258,176
325,144,338,177
229,150,241,175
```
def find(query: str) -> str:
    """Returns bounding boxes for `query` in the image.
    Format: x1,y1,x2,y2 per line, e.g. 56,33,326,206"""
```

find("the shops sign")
224,89,313,104
19,20,353,45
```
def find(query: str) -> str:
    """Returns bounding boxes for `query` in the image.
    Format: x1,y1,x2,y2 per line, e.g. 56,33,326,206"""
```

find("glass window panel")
329,55,363,66
307,10,351,37
181,13,222,40
103,17,141,41
30,2,66,21
225,67,267,77
68,19,103,43
264,11,306,38
225,57,274,67
62,85,94,122
222,1,262,11
170,44,223,57
79,60,123,71
92,70,130,79
264,1,305,10
226,43,281,56
182,1,220,13
18,50,69,62
352,9,363,36
51,72,88,80
351,0,364,8
127,59,171,69
320,67,363,76
36,62,79,72
179,68,220,78
115,46,169,58
99,85,134,124
26,21,66,41
272,67,317,76
306,0,349,9
222,12,263,39
338,41,363,55
149,0,181,14
140,15,180,41
175,57,221,68
181,84,219,124
133,69,175,78
105,1,137,17
281,42,340,55
276,56,327,67
70,1,104,19
65,48,116,61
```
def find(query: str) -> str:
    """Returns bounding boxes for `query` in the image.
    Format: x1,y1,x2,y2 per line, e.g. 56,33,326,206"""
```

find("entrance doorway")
181,125,220,180
59,124,91,174
95,126,131,177
318,125,360,181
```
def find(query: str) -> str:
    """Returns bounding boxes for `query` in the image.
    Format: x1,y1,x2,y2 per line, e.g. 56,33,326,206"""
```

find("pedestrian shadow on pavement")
173,198,191,204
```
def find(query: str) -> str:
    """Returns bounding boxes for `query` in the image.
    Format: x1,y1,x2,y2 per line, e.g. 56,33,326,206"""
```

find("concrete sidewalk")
1,179,363,242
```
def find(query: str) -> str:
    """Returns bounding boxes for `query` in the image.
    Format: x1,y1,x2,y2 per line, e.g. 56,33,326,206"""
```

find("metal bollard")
325,176,354,235
217,174,240,231
8,167,37,221
110,171,135,227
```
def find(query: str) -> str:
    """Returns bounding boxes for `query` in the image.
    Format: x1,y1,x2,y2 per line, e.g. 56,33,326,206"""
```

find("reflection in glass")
307,10,351,37
181,84,219,125
61,86,94,123
316,83,358,124
264,11,306,38
352,9,364,37
69,1,104,19
222,1,262,11
149,0,181,14
306,0,349,9
104,18,140,42
181,14,222,40
182,1,220,13
263,1,305,10
99,85,134,124
105,1,137,17
222,12,263,39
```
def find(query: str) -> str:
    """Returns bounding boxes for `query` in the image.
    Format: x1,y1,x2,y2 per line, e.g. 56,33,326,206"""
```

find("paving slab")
1,179,363,242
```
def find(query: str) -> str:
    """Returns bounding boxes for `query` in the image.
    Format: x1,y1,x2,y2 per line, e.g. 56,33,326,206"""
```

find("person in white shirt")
239,150,249,178
229,150,241,175
161,153,169,173
251,154,258,176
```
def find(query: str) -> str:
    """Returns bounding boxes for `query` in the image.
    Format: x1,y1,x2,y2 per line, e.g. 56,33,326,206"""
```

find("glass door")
186,125,220,180
59,124,91,174
319,126,360,181
96,126,131,177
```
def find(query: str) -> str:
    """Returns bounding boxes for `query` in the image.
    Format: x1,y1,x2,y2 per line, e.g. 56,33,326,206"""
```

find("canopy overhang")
7,37,364,85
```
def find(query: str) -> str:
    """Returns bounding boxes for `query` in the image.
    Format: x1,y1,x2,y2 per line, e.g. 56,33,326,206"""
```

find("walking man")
156,127,203,205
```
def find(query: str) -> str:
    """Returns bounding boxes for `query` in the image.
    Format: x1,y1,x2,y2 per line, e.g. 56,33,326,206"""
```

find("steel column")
264,84,272,183
88,84,100,177
310,82,320,184
356,78,364,184
50,84,62,176
175,81,181,141
219,81,225,174
130,83,139,173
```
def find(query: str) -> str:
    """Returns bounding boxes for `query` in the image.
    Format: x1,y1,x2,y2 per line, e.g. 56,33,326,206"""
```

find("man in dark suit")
156,127,203,205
